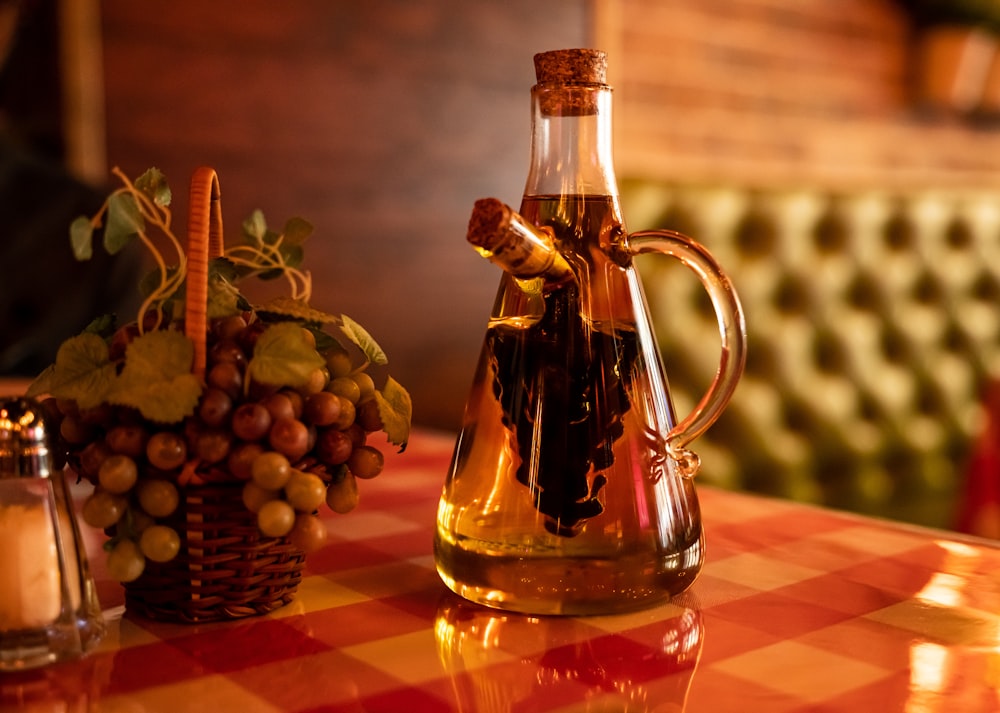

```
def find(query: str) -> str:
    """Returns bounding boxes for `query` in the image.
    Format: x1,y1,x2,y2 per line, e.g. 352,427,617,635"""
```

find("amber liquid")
435,195,703,615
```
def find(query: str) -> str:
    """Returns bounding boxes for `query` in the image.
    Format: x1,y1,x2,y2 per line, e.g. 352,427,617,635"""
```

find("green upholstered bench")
622,180,1000,529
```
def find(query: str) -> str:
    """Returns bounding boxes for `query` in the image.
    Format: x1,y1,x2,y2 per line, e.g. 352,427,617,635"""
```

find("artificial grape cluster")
47,312,392,583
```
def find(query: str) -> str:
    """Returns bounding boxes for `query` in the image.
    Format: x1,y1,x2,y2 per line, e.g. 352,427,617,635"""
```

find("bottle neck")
523,83,618,198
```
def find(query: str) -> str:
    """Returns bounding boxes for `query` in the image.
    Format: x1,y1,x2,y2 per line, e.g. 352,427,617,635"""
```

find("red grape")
348,445,384,479
315,428,353,466
106,424,149,458
303,391,341,427
356,400,383,432
228,442,265,480
198,387,233,428
231,402,272,441
207,361,243,400
268,418,310,461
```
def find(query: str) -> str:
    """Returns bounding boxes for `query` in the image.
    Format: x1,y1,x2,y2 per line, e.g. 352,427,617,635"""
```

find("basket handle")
186,167,224,379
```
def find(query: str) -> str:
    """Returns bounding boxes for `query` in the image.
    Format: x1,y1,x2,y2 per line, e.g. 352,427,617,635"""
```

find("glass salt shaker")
0,396,103,670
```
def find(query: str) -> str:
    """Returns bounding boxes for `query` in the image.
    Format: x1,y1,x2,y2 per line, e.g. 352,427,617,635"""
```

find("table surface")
3,427,1000,713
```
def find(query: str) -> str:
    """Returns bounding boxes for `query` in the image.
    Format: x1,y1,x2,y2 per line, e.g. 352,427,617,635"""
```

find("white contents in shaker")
0,493,62,630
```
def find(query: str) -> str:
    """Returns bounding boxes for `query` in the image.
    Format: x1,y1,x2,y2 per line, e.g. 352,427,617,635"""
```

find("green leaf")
206,272,243,319
83,314,118,338
25,333,117,409
242,210,267,244
282,217,313,246
104,192,144,254
247,322,325,387
134,168,171,207
279,243,304,270
107,330,201,423
209,257,240,283
374,376,412,450
312,330,341,354
70,217,95,260
256,296,338,324
339,314,388,365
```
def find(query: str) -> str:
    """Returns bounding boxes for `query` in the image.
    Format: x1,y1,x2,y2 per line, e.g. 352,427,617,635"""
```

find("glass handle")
628,229,747,468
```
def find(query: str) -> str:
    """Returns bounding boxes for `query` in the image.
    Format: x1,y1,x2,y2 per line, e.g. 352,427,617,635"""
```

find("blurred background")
6,0,1000,531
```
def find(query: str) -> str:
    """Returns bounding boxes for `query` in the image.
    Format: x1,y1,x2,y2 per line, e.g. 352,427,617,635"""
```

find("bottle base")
434,533,703,616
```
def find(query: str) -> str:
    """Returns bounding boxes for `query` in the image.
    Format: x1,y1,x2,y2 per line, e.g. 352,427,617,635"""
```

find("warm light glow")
916,572,964,609
910,642,949,696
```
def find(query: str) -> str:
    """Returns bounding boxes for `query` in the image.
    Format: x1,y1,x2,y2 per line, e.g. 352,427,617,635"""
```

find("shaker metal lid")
533,49,608,85
0,396,55,478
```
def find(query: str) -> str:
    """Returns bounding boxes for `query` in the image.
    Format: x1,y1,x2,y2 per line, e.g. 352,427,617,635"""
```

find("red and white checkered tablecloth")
3,428,1000,712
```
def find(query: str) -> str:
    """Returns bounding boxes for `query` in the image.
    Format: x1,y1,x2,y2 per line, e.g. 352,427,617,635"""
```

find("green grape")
348,445,384,479
251,451,292,490
326,471,359,514
351,371,376,403
146,431,188,471
334,398,356,430
136,479,180,518
107,539,145,583
327,376,361,405
284,470,326,512
98,454,138,494
257,499,296,538
299,366,329,396
139,525,182,563
242,481,279,513
288,513,328,553
325,347,352,378
82,490,128,529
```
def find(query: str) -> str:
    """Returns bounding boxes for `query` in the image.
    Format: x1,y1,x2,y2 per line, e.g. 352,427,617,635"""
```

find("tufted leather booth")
622,181,1000,529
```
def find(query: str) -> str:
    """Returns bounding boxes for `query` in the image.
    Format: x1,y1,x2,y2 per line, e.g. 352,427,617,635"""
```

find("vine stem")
225,243,313,303
110,167,188,333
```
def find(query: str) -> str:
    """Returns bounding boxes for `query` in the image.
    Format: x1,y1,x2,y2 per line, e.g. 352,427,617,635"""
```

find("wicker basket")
122,168,305,623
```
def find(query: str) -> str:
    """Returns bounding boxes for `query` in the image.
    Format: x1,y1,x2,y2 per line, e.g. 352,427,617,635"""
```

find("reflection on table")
1,428,999,712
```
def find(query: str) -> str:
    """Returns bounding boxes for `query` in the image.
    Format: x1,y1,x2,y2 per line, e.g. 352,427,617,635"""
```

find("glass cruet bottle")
434,48,746,615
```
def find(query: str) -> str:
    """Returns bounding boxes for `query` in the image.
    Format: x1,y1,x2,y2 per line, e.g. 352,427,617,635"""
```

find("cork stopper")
467,198,573,284
466,198,512,251
534,49,607,86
